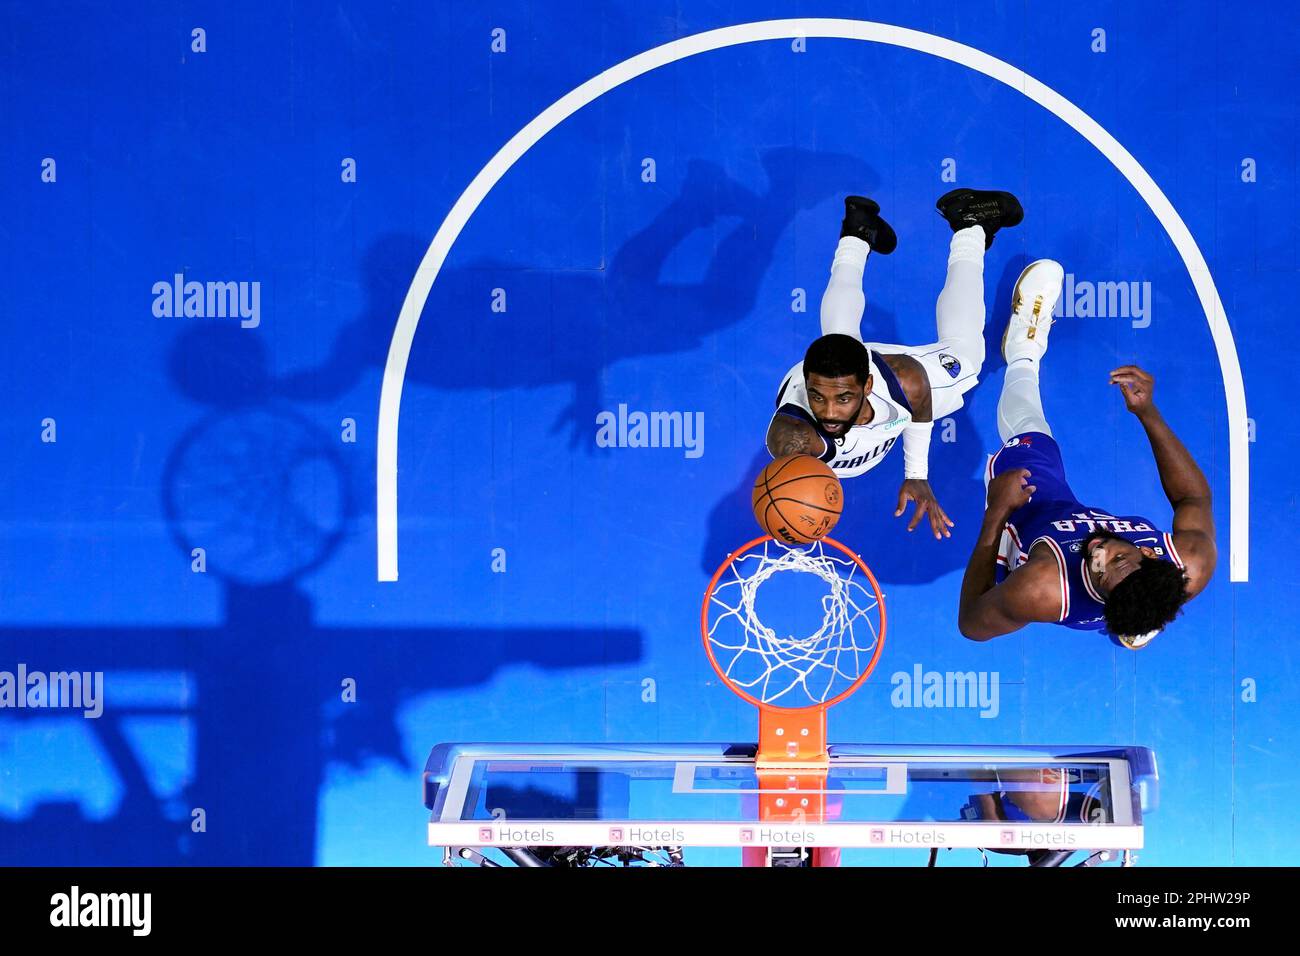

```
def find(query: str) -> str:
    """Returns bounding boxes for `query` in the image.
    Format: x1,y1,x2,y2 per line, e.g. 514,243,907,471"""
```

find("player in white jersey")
767,190,1023,538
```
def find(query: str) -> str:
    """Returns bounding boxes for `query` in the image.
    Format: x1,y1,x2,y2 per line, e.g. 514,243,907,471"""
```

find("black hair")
1103,558,1188,639
804,334,872,385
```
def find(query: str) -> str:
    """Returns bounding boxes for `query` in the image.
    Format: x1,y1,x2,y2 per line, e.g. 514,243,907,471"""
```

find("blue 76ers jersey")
989,433,1185,631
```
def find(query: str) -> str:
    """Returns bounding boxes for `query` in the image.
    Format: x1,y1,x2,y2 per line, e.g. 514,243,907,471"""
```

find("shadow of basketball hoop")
0,315,643,866
161,405,351,587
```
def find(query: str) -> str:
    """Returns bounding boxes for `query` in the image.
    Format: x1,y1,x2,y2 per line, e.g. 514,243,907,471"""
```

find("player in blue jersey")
957,260,1217,648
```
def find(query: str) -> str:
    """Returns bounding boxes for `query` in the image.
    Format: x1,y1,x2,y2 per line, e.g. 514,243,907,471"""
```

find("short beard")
819,396,865,432
1085,532,1128,587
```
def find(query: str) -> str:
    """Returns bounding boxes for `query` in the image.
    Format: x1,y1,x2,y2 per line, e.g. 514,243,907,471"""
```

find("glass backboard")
424,742,1156,855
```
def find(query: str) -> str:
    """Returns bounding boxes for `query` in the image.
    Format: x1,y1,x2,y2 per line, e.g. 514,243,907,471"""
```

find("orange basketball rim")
701,534,886,834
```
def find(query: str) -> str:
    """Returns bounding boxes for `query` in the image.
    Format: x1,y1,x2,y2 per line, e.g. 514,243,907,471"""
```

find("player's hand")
986,468,1036,515
1109,366,1157,418
895,479,955,539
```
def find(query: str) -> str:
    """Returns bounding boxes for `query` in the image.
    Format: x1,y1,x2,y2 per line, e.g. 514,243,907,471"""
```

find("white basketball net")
705,539,882,708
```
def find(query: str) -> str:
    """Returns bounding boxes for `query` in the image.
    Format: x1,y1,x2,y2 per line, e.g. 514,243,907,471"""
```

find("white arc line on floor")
378,18,1248,583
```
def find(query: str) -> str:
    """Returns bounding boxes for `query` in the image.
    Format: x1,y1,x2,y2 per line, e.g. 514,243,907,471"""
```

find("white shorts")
867,338,981,420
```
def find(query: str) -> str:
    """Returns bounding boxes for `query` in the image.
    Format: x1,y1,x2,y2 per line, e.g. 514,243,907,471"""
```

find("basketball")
752,454,843,544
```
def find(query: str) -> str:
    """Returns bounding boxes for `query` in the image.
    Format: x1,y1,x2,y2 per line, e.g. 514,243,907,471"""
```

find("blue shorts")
987,432,1079,522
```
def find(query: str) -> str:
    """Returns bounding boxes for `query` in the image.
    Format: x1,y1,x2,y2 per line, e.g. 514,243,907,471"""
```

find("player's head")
1086,534,1188,647
803,334,873,437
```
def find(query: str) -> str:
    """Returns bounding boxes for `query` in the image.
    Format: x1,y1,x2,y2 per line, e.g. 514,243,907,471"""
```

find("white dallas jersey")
771,357,913,478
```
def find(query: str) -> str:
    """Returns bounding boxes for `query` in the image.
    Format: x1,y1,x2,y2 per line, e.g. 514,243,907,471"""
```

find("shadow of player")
274,147,880,448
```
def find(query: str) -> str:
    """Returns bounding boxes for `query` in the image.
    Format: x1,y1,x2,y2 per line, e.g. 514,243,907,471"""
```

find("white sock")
997,357,1053,441
819,236,869,340
947,224,986,266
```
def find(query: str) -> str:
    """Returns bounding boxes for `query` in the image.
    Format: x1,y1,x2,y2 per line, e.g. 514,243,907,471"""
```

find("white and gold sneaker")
1002,259,1065,362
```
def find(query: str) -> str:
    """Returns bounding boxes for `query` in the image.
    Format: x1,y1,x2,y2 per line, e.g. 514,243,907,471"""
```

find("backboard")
424,742,1157,860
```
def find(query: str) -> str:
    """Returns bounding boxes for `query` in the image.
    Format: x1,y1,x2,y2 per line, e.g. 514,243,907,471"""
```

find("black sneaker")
840,196,897,255
935,188,1024,248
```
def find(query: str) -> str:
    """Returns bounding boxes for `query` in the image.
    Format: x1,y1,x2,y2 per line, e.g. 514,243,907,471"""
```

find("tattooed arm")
765,414,828,459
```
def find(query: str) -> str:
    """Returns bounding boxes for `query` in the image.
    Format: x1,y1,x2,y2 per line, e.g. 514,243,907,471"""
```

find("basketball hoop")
701,534,886,853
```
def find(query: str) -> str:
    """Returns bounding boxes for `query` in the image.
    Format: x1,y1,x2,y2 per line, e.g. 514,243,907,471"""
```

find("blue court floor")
0,1,1295,865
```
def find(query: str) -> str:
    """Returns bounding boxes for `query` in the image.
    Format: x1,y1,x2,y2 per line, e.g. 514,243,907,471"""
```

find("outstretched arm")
1110,366,1217,595
894,421,955,539
958,469,1060,639
766,413,827,459
876,354,952,539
